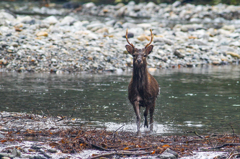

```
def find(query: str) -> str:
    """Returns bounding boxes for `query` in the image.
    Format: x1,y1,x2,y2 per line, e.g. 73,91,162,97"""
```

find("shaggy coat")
125,30,159,135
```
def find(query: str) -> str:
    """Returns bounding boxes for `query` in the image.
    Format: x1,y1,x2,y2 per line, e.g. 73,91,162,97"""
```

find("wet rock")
0,134,5,138
30,155,47,159
158,148,178,159
0,148,21,158
47,149,57,153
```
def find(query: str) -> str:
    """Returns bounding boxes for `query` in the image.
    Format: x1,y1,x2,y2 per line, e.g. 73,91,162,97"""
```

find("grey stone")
172,1,181,8
0,134,5,138
158,148,178,159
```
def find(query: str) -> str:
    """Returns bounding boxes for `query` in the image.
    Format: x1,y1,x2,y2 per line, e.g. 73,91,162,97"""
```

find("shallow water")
0,65,240,135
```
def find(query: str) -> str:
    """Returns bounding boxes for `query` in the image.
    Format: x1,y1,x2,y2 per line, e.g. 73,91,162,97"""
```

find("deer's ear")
125,45,134,54
125,45,134,55
146,45,153,55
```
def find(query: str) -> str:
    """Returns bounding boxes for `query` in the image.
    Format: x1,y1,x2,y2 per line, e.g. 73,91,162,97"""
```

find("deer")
125,29,159,136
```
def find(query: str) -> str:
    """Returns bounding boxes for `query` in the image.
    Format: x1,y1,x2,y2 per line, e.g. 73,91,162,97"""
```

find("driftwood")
228,153,240,159
4,9,62,17
211,143,240,149
91,150,152,159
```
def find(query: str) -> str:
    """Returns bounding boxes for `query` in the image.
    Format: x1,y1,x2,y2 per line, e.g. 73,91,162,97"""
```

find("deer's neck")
132,64,149,93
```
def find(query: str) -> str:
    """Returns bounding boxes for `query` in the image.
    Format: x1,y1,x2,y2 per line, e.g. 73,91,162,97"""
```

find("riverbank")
0,111,236,159
0,2,240,73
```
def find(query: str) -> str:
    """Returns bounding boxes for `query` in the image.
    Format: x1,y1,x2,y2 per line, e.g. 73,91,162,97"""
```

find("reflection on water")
0,65,240,135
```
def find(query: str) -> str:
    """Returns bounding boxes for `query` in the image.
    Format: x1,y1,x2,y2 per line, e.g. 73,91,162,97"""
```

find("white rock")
0,10,15,20
43,16,59,25
17,16,32,23
59,16,76,26
83,2,96,8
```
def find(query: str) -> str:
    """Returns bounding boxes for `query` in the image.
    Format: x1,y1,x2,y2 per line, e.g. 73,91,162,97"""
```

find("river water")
0,65,240,135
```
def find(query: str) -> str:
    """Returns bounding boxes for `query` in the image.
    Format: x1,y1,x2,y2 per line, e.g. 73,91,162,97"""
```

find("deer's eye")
144,55,147,57
132,55,136,57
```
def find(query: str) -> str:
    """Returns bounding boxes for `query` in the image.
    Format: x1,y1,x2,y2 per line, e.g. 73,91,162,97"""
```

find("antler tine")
145,29,154,48
126,29,135,48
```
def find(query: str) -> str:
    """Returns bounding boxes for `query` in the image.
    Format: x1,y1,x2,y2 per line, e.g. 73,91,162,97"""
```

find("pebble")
36,31,48,37
0,2,240,73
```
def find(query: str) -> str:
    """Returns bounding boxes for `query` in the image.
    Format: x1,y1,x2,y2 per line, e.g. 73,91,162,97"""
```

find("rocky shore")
0,1,240,73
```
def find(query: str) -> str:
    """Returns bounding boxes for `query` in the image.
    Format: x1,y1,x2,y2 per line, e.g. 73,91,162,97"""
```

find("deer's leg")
144,106,149,128
149,104,155,131
133,100,141,135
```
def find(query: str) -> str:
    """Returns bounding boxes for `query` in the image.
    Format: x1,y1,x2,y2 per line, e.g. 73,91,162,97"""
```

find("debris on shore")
1,111,239,158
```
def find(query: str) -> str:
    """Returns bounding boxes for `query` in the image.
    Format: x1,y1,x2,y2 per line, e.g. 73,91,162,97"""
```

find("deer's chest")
131,81,149,99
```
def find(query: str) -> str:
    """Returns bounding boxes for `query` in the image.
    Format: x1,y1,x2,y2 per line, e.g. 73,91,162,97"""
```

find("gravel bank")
0,2,240,73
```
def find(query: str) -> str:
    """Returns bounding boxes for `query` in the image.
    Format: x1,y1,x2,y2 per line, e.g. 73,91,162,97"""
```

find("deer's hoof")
144,122,148,128
137,131,142,137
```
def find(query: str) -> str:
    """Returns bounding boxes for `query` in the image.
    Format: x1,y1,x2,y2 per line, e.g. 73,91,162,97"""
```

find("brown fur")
126,43,159,135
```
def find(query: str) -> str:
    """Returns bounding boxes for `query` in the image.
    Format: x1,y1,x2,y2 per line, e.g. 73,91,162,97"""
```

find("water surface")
0,65,240,135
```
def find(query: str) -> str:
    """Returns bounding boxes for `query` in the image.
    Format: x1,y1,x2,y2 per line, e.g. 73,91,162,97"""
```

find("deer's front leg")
144,107,149,128
149,104,155,131
133,100,141,136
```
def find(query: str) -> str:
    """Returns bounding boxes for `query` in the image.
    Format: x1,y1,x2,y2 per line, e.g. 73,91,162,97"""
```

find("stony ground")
0,2,240,73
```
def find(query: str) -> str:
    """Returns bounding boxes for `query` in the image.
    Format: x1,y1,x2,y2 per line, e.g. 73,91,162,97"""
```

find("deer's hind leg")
133,100,141,136
149,102,155,131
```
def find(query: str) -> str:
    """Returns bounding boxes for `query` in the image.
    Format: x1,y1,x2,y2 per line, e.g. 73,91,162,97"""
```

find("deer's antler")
126,29,135,48
145,29,154,48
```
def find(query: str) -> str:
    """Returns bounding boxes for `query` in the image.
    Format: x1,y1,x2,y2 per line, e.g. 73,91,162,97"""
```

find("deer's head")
125,29,154,67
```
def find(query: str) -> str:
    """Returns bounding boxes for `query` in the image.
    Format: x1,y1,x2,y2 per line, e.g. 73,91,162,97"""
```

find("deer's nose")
137,59,141,64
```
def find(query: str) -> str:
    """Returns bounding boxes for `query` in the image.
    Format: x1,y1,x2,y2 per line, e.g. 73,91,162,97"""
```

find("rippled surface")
0,65,240,135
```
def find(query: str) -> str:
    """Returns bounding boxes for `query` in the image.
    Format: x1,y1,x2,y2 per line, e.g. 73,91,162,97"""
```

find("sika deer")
125,29,159,136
